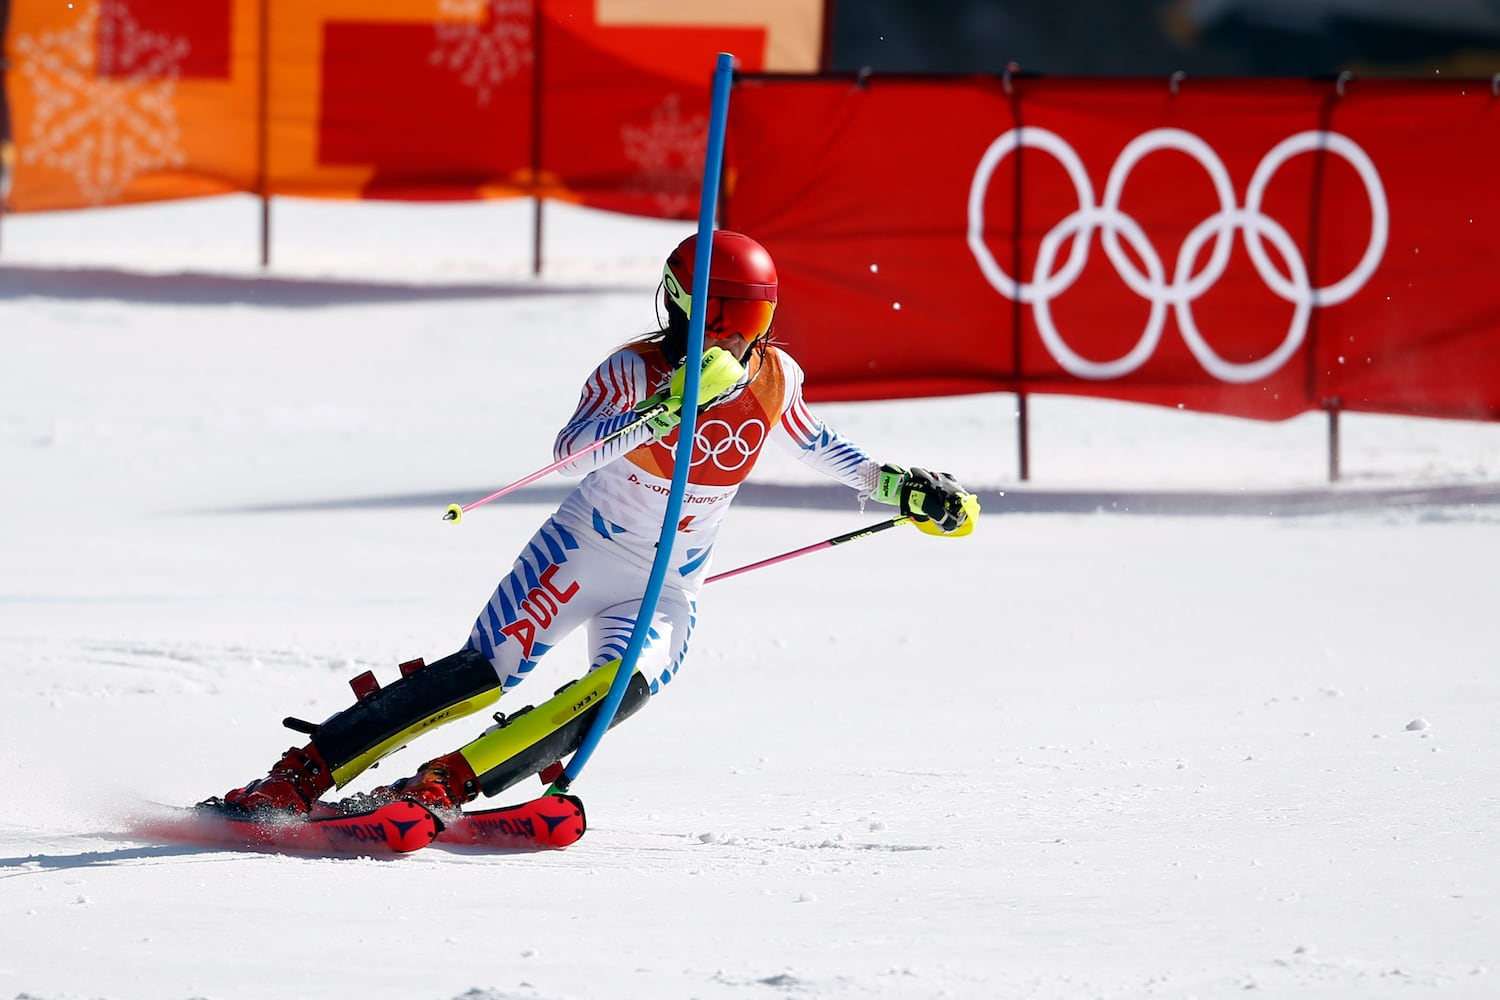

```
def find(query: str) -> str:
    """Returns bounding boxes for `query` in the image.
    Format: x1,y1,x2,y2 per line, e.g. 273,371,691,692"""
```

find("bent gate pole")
556,52,736,791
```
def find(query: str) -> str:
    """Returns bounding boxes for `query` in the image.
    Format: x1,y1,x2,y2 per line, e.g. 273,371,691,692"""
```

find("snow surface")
2,195,1498,1000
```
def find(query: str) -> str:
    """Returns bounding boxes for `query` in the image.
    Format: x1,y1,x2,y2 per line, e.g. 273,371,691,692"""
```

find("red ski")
135,799,439,856
436,793,587,850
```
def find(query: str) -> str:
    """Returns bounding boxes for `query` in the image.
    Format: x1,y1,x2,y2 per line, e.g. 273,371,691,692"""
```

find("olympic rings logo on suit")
966,127,1389,384
686,417,767,471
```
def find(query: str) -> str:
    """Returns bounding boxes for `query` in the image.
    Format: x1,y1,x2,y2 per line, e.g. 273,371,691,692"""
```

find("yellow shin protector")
456,659,652,797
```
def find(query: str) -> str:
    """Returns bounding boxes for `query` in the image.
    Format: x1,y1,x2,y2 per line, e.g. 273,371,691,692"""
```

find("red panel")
726,75,1019,401
319,20,533,199
1310,83,1500,419
998,77,1333,419
98,0,232,80
541,2,768,218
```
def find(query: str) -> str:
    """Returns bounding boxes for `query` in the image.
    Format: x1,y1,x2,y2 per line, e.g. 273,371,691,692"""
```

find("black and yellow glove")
872,464,979,535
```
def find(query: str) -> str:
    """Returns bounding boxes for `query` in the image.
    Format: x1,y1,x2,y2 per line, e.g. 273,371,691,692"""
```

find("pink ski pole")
705,515,912,584
443,402,670,523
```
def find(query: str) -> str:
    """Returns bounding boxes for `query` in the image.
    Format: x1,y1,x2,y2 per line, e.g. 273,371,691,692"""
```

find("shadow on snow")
0,264,639,308
216,481,1500,518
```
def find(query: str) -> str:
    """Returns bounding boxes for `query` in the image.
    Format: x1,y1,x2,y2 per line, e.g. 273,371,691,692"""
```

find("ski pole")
442,402,670,522
705,515,913,584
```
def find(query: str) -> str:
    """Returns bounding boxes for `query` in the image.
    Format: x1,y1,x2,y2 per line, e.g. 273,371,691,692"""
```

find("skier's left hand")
874,465,978,535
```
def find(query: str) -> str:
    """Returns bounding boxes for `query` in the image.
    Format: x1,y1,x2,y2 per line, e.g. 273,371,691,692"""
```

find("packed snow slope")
1,197,1498,1000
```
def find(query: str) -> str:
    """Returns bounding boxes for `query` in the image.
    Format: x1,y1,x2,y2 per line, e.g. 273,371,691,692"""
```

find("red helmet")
663,231,778,343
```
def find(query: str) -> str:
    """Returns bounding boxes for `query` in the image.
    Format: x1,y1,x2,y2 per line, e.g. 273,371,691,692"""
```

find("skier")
218,230,978,819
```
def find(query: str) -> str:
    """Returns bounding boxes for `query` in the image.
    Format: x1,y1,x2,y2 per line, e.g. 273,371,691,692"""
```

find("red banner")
723,75,1500,421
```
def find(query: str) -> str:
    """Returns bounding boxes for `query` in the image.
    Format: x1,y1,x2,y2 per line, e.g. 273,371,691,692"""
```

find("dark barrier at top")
722,73,1500,422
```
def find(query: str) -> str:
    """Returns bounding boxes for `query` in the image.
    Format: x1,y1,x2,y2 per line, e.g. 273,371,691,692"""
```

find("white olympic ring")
966,127,1389,384
687,418,766,472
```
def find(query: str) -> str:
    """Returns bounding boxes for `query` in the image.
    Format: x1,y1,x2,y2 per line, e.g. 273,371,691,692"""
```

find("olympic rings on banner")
966,127,1388,383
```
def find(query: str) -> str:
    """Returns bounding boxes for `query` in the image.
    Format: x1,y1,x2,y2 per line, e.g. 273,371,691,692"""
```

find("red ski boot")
356,751,479,820
222,744,333,817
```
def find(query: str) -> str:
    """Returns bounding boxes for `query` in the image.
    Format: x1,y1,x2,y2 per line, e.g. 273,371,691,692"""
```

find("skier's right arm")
554,347,746,475
553,349,659,475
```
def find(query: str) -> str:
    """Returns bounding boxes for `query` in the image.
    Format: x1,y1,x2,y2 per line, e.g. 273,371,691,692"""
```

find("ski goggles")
702,296,776,342
664,273,777,342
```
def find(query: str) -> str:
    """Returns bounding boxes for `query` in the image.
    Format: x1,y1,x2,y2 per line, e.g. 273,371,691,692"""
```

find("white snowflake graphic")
431,0,533,106
621,94,708,219
15,1,188,205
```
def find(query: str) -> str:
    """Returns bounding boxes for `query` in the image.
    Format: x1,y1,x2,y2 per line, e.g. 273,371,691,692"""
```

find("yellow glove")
670,346,745,407
636,347,747,439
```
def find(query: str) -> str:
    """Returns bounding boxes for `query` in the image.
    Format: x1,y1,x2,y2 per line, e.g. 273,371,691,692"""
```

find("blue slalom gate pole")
556,52,736,790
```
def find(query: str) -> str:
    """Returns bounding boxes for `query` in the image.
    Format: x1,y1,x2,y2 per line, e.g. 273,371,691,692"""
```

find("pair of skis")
136,792,586,856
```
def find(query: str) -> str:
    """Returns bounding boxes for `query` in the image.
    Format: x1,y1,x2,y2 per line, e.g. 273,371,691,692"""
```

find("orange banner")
1,0,823,213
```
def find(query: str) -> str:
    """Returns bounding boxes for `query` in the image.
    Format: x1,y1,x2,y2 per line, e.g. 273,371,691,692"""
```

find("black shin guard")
307,649,502,787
